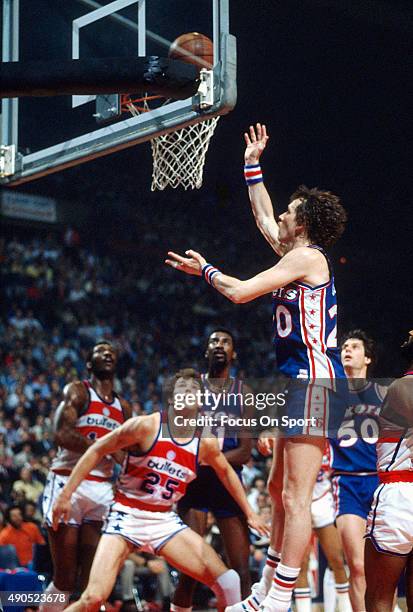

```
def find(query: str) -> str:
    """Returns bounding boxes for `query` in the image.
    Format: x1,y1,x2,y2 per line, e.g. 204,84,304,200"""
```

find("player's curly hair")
290,185,347,249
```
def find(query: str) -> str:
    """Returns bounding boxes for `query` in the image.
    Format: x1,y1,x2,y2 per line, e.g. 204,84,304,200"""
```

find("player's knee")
348,557,365,580
282,489,311,515
211,569,241,607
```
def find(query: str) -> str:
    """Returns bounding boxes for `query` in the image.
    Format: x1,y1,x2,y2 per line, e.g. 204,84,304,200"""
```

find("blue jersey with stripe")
272,246,345,387
201,374,244,455
330,382,385,473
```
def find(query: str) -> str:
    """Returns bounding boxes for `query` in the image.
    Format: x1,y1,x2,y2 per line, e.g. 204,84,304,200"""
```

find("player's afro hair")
291,185,347,250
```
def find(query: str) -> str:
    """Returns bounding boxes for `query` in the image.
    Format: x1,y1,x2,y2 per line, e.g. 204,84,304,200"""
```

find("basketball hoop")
121,90,219,191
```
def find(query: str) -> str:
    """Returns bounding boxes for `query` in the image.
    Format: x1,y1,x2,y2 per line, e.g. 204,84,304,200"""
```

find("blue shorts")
177,466,244,519
332,473,379,520
278,379,348,438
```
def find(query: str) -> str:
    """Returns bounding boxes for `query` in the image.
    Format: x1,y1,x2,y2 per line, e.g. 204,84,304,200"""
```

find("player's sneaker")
225,583,265,612
257,606,292,612
257,600,292,612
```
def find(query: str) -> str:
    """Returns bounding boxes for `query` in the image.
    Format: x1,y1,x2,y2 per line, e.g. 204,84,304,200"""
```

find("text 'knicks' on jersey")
330,381,385,473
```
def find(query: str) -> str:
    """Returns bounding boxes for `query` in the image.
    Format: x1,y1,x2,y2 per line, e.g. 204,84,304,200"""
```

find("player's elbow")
228,290,242,304
229,284,252,304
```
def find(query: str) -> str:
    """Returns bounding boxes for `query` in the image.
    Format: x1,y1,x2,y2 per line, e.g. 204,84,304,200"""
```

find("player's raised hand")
244,123,269,165
247,510,271,536
51,492,71,531
165,250,206,276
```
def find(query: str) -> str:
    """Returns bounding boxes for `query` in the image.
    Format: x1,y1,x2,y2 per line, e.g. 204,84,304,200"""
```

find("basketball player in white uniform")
41,341,131,609
365,331,413,611
52,369,269,612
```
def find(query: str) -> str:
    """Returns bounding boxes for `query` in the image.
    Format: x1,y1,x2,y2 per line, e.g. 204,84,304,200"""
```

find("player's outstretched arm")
199,437,269,536
165,246,312,304
244,123,286,257
51,416,151,529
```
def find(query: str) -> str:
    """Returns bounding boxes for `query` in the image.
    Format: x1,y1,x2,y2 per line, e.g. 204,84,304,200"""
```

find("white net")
123,95,219,191
150,117,220,191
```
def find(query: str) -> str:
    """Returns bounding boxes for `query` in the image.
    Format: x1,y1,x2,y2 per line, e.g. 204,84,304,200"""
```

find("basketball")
169,32,214,70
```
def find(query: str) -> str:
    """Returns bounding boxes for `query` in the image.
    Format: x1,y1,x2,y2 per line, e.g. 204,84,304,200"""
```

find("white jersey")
376,371,413,481
376,428,413,475
52,380,125,479
115,413,199,511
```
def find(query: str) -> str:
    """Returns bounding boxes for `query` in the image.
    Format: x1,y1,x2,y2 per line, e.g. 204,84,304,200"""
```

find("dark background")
2,0,412,375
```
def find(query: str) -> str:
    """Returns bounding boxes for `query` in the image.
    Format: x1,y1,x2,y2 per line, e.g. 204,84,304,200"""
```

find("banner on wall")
1,190,57,223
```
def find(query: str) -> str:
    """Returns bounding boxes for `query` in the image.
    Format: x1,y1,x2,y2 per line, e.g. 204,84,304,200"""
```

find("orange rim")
120,94,165,114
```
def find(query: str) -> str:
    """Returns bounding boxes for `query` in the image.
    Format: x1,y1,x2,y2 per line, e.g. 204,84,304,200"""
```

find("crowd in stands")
0,226,273,606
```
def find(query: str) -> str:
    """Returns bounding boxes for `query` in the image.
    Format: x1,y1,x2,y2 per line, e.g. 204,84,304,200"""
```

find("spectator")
11,467,44,503
14,442,34,469
247,476,267,512
23,501,42,526
242,457,263,487
0,506,45,566
0,509,5,532
120,552,174,610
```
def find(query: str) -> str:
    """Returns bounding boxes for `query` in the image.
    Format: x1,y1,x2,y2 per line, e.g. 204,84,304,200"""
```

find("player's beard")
209,353,228,377
92,364,115,380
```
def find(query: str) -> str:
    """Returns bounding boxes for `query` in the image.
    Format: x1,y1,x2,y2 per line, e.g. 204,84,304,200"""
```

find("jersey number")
141,472,180,500
326,305,337,348
275,305,292,338
337,418,379,447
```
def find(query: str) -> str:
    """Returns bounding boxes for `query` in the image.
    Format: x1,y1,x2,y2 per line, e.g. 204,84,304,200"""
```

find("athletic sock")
335,581,352,612
170,605,192,612
321,567,336,612
294,587,312,612
266,563,300,611
259,547,281,595
211,569,241,608
39,582,68,612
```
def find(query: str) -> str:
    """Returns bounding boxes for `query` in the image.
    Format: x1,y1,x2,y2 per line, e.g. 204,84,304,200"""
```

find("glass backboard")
0,0,236,185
